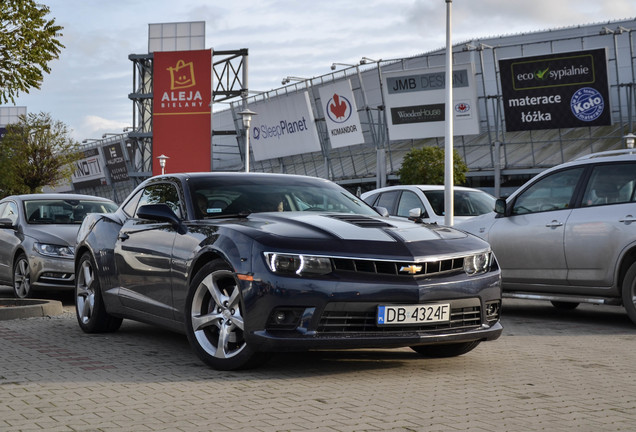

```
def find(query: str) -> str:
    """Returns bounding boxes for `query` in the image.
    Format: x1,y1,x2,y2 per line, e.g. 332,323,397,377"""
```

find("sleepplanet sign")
499,48,611,131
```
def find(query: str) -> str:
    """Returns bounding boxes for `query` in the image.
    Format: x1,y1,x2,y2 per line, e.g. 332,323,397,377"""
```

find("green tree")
397,146,468,185
0,0,64,104
0,112,81,194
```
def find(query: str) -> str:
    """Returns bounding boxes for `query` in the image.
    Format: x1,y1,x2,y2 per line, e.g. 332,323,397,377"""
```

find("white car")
455,150,636,324
361,185,496,225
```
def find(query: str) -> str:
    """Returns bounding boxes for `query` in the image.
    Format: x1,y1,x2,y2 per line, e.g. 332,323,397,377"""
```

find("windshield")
190,177,378,218
24,199,118,224
423,189,496,217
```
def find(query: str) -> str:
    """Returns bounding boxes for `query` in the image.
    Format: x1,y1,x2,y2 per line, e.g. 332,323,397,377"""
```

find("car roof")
526,150,636,178
155,171,325,181
361,185,485,196
2,193,115,202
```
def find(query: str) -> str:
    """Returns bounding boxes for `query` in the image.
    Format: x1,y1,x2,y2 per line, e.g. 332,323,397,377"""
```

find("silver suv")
455,150,636,324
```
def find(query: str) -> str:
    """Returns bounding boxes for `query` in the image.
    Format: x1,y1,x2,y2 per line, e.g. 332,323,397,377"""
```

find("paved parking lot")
1,286,635,432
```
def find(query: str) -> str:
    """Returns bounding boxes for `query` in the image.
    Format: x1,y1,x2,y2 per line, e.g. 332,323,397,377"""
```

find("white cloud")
8,0,636,142
73,115,131,141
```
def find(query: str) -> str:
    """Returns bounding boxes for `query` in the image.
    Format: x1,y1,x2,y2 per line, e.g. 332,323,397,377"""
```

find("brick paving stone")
1,296,636,431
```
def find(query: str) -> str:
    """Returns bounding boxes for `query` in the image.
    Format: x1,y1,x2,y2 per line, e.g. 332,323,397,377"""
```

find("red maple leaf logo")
329,94,347,119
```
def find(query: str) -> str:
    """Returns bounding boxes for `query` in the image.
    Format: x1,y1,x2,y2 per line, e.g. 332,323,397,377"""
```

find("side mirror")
494,198,507,215
374,206,389,217
0,218,15,228
408,207,425,223
136,203,185,233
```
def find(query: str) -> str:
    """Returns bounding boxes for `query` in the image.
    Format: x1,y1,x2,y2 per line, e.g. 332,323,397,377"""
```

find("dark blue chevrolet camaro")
74,172,502,370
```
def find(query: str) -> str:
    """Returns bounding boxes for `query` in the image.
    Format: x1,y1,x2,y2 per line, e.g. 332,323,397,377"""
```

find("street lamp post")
624,132,636,149
157,154,169,175
238,109,257,172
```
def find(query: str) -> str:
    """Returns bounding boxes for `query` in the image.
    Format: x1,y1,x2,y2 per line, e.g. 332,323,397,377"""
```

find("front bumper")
240,267,502,352
28,252,75,291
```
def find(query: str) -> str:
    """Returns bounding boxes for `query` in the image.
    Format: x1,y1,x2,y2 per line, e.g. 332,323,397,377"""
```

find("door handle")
118,232,130,241
619,215,636,224
545,220,563,228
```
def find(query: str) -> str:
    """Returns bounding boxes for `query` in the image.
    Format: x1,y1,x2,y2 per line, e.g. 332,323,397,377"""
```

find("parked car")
74,172,502,370
455,149,636,324
0,193,118,298
361,185,496,224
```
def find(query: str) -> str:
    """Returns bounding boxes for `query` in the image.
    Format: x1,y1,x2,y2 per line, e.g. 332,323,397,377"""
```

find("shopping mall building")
3,17,636,202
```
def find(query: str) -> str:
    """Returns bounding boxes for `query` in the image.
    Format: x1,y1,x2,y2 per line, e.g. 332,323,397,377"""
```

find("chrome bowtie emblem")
399,264,422,275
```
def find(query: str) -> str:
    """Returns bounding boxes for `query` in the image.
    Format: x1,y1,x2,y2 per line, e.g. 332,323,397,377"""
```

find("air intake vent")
327,214,394,228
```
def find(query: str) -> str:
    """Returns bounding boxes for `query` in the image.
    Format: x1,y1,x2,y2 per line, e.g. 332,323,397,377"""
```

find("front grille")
332,257,465,277
317,305,481,334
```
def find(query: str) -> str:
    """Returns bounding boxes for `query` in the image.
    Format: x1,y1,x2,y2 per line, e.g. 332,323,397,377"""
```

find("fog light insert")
266,308,304,330
274,311,287,324
485,300,501,322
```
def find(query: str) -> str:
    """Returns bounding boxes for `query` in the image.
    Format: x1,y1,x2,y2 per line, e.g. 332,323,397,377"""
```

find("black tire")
75,252,123,333
550,301,580,310
13,253,33,299
411,341,481,358
185,259,268,370
622,261,636,325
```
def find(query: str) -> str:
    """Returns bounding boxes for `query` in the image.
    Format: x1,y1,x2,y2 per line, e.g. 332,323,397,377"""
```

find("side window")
0,203,7,221
4,202,18,224
136,183,183,218
512,167,584,215
375,191,400,213
582,163,636,207
396,191,424,217
121,189,143,217
362,192,379,207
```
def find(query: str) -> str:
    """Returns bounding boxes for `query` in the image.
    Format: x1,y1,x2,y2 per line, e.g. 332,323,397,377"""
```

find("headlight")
464,251,491,275
34,242,75,259
264,253,332,276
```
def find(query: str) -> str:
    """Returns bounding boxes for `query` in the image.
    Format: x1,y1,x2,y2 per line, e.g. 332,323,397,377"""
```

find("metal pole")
444,0,454,226
494,141,501,197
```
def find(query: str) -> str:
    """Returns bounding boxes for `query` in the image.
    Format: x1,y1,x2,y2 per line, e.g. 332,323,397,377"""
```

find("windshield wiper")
202,211,251,219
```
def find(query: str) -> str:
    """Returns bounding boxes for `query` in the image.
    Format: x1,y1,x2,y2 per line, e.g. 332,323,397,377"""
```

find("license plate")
377,303,450,325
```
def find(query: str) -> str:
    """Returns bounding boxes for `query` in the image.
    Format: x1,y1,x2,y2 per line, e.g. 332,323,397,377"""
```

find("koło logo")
570,87,604,122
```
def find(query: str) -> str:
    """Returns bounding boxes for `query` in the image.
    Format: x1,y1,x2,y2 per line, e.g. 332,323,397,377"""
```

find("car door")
0,202,19,283
114,182,183,319
565,162,636,289
488,167,585,287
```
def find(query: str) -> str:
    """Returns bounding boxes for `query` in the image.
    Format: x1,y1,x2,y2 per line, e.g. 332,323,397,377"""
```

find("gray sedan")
0,193,118,298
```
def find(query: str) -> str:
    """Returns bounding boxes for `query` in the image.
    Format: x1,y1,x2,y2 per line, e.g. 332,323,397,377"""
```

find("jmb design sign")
382,64,480,140
499,48,611,131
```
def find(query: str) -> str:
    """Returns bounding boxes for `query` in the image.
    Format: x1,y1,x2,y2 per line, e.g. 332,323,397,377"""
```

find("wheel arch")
618,245,636,296
188,250,233,286
74,244,92,271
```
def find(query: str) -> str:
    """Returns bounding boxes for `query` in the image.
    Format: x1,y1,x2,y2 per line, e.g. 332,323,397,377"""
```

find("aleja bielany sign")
152,49,211,174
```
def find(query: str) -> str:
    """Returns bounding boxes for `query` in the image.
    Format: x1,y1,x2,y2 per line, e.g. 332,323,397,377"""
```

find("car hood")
24,224,79,247
226,212,490,259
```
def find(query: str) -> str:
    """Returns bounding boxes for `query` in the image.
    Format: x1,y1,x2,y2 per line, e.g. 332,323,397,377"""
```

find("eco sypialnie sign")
499,48,611,131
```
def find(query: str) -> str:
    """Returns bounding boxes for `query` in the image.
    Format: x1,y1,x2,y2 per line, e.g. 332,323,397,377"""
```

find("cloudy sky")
9,0,636,140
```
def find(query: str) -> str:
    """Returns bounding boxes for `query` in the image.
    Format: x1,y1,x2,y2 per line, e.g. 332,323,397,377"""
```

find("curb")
0,298,64,321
